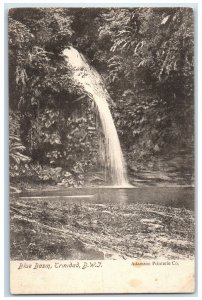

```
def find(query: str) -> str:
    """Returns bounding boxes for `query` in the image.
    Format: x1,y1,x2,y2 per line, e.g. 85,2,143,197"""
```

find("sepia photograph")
8,6,195,294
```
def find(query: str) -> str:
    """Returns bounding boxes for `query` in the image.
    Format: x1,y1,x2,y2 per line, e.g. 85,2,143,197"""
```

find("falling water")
63,46,129,186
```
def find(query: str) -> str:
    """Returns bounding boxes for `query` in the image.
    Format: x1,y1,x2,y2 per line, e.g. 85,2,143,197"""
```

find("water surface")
19,186,194,210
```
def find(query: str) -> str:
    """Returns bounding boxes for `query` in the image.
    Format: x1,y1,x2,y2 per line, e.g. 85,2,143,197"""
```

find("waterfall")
63,46,129,186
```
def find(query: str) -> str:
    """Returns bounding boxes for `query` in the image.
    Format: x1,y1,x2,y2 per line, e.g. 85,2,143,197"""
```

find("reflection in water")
114,189,128,204
96,188,128,205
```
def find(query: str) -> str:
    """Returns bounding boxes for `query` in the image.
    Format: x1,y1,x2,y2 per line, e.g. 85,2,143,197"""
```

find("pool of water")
18,186,194,210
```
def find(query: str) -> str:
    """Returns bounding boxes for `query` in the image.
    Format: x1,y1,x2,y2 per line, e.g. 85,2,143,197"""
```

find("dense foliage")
9,7,194,187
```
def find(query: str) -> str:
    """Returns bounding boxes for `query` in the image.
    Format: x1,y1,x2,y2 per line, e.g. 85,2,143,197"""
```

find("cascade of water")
63,46,129,186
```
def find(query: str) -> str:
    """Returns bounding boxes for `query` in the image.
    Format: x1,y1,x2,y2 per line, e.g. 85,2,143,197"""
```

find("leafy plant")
9,113,31,177
8,8,194,186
